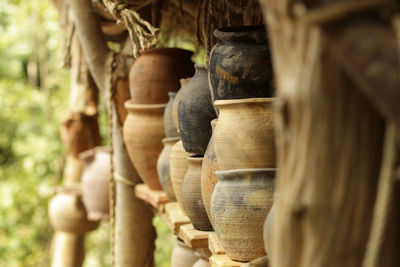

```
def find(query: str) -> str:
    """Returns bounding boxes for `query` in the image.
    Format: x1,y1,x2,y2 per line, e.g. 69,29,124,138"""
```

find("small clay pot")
200,119,219,225
164,92,179,137
49,193,99,234
129,48,194,104
123,100,166,190
181,156,213,231
214,98,277,170
177,65,217,155
80,147,111,221
263,198,276,258
172,78,191,133
170,140,192,212
171,239,198,267
211,168,275,262
209,25,274,101
157,137,180,200
193,258,210,267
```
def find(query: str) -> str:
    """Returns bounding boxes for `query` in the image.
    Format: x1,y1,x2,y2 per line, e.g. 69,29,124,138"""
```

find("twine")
114,172,135,187
104,0,159,58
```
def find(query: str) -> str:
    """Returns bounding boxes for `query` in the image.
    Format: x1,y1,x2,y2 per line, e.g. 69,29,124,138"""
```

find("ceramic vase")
172,78,191,133
157,137,180,200
123,100,165,190
171,238,198,267
214,98,277,170
211,168,275,262
181,156,213,231
164,92,179,137
129,48,194,104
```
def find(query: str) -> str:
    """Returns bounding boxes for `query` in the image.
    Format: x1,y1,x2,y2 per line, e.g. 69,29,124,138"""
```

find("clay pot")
123,100,165,190
181,156,213,231
172,78,191,133
200,119,219,225
211,168,275,262
49,193,99,234
157,137,180,200
208,25,274,101
129,48,194,104
177,65,217,155
80,147,111,221
171,239,198,267
214,98,277,170
193,258,210,267
263,198,276,257
164,92,179,137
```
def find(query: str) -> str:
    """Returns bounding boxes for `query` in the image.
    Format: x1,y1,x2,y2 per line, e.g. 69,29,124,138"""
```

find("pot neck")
214,25,267,44
187,156,204,169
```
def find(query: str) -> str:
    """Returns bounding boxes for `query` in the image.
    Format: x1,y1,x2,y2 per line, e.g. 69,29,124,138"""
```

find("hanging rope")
104,0,159,58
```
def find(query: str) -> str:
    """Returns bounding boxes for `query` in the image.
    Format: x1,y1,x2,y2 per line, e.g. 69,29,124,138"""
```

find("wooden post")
51,232,85,267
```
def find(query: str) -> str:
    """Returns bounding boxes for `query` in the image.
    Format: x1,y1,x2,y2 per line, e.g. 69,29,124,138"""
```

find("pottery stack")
123,48,194,191
207,25,277,262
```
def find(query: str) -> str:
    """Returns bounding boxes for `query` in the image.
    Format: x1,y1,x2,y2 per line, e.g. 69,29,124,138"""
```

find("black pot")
178,65,217,155
208,25,274,101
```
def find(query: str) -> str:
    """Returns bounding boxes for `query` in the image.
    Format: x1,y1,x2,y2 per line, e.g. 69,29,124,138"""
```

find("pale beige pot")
171,239,199,267
193,258,210,267
49,193,99,234
170,140,192,212
123,100,166,190
157,137,180,200
214,98,277,170
80,147,111,221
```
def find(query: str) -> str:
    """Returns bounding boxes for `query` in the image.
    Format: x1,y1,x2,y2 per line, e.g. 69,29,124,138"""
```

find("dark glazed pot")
211,168,275,262
178,65,217,155
181,156,213,231
208,25,274,101
129,48,194,104
164,92,179,137
157,137,180,200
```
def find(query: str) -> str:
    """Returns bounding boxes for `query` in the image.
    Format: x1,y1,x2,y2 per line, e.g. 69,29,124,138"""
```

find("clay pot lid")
214,97,278,108
140,47,194,58
124,99,167,111
215,168,277,181
162,136,181,145
214,25,267,43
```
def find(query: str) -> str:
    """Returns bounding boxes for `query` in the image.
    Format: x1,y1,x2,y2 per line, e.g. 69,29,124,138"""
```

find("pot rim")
195,64,207,71
214,97,278,108
187,155,204,162
162,136,181,145
214,25,266,41
124,99,167,110
215,168,277,179
140,47,194,58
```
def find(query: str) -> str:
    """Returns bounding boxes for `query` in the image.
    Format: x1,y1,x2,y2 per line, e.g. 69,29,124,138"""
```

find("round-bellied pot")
172,78,191,133
170,140,192,213
263,199,276,258
208,25,274,101
177,65,217,155
211,168,276,262
157,137,180,200
200,119,219,225
214,98,277,170
129,48,194,104
181,156,213,231
171,238,198,267
80,147,111,221
164,92,179,137
123,100,165,190
49,193,99,234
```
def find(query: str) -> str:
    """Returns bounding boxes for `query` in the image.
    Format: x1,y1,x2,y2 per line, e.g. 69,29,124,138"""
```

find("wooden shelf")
179,223,210,248
209,232,226,255
164,202,191,235
134,184,170,209
209,255,244,267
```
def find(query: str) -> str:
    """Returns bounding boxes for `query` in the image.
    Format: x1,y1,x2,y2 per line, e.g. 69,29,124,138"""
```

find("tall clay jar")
208,25,274,101
200,119,219,225
177,64,217,155
181,156,213,231
123,100,165,190
164,92,179,137
80,147,111,221
172,78,191,133
129,48,194,104
214,98,277,170
211,168,275,262
171,238,198,267
157,137,180,200
170,140,192,212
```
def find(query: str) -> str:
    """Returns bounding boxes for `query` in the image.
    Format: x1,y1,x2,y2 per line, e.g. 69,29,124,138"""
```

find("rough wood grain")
209,232,226,255
179,223,210,249
209,255,244,267
134,183,170,209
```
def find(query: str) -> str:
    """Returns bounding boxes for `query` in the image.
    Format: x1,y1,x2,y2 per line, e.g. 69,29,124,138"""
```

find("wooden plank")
209,255,244,267
134,184,170,209
179,223,210,248
165,202,191,235
209,232,226,255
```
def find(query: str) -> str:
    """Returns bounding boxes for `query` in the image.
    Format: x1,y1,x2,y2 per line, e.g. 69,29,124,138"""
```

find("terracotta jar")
181,156,213,231
164,92,179,138
172,78,191,133
123,100,165,190
129,48,194,104
80,147,111,221
171,239,198,267
214,98,277,170
208,25,274,101
263,198,276,258
170,140,192,212
157,137,180,200
177,65,217,155
211,168,275,262
200,119,219,225
49,193,99,234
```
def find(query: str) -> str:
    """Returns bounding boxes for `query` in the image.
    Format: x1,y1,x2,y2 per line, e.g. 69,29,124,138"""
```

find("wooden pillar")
51,232,85,267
